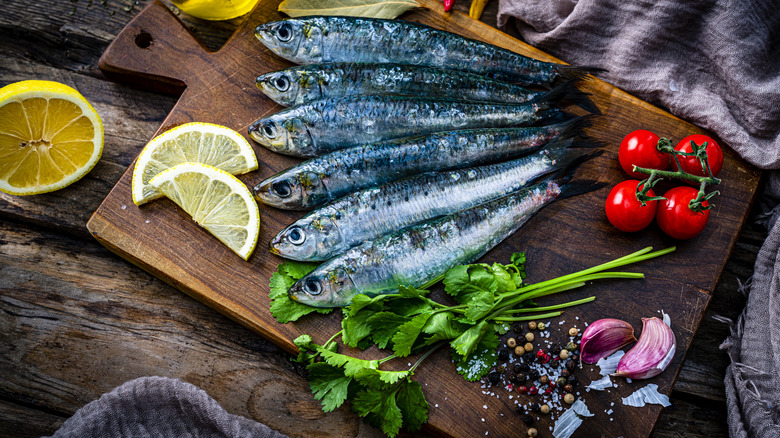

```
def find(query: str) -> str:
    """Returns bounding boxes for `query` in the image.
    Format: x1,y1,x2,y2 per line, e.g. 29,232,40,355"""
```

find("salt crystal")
596,350,625,376
586,375,612,391
435,404,438,408
121,204,127,210
622,384,671,407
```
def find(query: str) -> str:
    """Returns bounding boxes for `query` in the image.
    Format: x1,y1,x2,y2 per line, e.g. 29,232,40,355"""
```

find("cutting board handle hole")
135,31,153,49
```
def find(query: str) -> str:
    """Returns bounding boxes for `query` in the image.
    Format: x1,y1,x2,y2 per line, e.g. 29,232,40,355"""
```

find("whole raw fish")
248,94,566,157
271,140,598,261
254,116,590,210
256,63,593,109
288,176,600,307
254,16,599,86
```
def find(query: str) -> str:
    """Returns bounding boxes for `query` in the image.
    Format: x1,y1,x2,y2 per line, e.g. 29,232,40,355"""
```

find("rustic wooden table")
0,0,764,437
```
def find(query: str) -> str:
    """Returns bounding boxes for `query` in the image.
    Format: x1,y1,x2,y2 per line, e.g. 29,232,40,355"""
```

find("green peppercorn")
537,322,546,330
497,365,506,373
540,404,550,415
559,349,570,360
527,321,537,330
507,337,517,348
556,377,567,386
525,332,534,342
566,342,578,352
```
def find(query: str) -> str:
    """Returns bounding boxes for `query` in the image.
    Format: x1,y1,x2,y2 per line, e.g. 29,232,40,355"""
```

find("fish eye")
274,75,290,92
276,22,293,42
262,122,277,138
287,226,305,245
304,278,322,295
271,180,293,198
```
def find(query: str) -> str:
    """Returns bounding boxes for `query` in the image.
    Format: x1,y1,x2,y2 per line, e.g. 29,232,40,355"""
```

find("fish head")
289,264,356,308
248,115,314,156
254,170,327,209
256,70,303,106
270,215,344,261
255,19,323,64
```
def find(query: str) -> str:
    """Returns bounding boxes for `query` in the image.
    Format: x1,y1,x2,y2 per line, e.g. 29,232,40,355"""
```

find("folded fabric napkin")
497,1,780,436
47,377,289,438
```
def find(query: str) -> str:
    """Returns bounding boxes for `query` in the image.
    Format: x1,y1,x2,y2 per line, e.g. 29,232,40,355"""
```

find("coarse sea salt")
596,350,625,376
586,375,612,391
552,399,593,438
622,384,672,407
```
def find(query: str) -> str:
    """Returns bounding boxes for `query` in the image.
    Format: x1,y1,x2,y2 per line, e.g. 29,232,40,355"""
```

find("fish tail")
533,81,600,114
541,136,604,177
556,178,607,200
548,114,598,142
555,65,608,84
534,108,576,126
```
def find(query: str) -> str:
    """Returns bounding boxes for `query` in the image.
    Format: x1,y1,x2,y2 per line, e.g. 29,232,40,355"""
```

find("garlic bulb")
579,318,637,364
613,317,676,379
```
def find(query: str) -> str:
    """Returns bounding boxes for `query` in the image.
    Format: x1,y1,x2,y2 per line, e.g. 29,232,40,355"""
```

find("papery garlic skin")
613,317,676,379
580,318,637,364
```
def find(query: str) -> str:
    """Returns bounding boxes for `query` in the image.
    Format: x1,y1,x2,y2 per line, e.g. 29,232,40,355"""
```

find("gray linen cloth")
497,0,780,436
48,376,288,438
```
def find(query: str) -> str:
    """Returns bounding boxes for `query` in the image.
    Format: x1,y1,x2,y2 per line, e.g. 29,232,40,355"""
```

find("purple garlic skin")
580,318,637,364
613,317,676,379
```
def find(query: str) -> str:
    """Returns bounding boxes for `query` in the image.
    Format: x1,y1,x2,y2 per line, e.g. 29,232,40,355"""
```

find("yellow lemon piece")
0,80,103,195
149,162,260,260
132,122,258,206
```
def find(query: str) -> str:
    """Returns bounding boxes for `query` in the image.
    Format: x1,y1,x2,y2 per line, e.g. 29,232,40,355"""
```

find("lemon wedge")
0,80,103,195
132,122,258,206
149,162,260,260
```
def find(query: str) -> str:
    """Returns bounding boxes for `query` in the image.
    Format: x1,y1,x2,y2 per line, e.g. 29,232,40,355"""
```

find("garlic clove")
579,318,637,364
613,317,676,379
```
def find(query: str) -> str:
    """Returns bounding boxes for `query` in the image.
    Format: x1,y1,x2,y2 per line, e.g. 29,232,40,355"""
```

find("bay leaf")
279,0,419,20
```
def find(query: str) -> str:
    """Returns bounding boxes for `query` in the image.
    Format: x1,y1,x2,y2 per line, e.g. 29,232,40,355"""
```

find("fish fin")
556,178,608,200
546,114,597,142
533,81,601,114
555,66,608,84
534,108,576,126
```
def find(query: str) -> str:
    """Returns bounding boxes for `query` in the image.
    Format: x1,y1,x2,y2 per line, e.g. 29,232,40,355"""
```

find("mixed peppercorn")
487,320,584,437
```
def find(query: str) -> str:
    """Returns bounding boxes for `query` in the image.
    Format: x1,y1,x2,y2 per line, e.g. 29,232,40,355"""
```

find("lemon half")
150,162,260,260
132,122,258,205
0,80,104,195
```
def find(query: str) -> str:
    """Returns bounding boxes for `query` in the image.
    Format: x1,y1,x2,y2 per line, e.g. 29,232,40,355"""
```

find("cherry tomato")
671,134,723,178
656,186,710,239
618,130,669,178
605,180,658,232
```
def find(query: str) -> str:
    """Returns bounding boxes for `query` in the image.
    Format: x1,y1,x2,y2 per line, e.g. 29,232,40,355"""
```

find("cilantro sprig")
270,246,675,437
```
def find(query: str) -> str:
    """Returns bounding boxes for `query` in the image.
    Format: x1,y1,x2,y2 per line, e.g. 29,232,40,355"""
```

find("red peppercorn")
528,386,539,395
518,386,528,395
548,381,557,389
544,388,553,395
564,384,573,393
541,354,551,364
536,350,546,360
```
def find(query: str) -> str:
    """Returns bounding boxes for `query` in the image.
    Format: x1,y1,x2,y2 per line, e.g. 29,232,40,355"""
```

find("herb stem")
500,296,596,314
324,330,343,348
491,311,563,322
410,342,446,372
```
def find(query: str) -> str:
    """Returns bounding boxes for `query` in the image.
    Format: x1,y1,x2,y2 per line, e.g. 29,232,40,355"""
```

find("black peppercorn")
530,403,541,413
516,372,527,383
509,374,519,384
570,354,580,363
488,371,501,385
561,369,571,379
519,362,530,372
521,414,534,425
550,358,560,368
550,342,563,354
528,370,540,381
523,352,535,363
498,349,509,361
568,375,578,386
514,324,524,333
565,360,577,372
513,363,522,373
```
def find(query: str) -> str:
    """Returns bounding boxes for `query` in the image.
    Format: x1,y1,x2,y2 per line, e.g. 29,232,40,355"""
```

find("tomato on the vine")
656,186,710,239
618,130,669,178
605,180,658,232
671,134,723,178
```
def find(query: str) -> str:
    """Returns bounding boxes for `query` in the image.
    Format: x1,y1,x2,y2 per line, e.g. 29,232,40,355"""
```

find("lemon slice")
0,80,103,195
150,162,260,260
132,122,258,205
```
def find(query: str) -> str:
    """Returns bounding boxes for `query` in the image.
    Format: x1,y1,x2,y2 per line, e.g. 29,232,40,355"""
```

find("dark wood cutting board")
87,1,761,436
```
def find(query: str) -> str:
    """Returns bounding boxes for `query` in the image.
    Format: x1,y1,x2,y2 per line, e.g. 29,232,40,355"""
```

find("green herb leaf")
355,367,410,387
386,296,432,318
279,0,419,20
398,285,429,298
342,307,376,348
292,334,319,364
421,311,466,343
352,386,404,437
346,293,389,317
463,289,495,323
368,312,411,349
450,320,490,358
269,262,333,323
392,311,433,357
443,265,470,297
307,362,353,412
396,379,428,431
319,347,380,377
453,329,499,381
491,262,516,293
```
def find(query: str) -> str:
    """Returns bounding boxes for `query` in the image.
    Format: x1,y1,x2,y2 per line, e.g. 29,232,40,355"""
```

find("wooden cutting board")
87,1,761,436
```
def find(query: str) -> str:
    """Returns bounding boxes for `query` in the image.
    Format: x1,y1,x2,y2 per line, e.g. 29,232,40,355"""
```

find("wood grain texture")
83,0,761,437
0,0,763,436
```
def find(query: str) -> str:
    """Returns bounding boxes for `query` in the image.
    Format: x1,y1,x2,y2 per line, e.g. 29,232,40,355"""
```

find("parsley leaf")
391,311,434,357
355,367,410,387
462,289,495,323
318,347,380,377
396,379,428,432
453,329,499,381
307,362,353,412
352,387,404,437
341,307,376,348
450,319,490,358
367,312,411,349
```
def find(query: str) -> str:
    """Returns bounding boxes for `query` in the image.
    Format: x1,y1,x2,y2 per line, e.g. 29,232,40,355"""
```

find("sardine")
288,176,602,307
248,94,567,157
256,63,594,109
254,116,590,210
271,140,599,261
255,16,600,86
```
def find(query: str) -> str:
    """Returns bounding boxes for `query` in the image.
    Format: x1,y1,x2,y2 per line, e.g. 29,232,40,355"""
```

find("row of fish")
251,16,603,307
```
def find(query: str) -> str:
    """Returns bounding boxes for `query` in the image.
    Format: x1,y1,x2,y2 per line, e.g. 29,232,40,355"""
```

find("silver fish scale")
311,153,555,256
280,63,545,106
292,95,551,154
296,125,564,206
336,181,561,297
312,17,555,84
